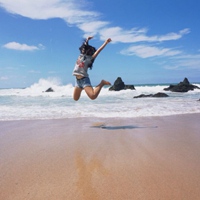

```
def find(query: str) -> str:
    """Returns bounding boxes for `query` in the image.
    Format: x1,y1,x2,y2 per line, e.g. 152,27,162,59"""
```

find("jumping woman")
72,36,112,101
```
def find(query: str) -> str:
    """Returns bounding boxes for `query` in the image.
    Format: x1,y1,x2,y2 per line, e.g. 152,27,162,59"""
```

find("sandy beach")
0,114,200,200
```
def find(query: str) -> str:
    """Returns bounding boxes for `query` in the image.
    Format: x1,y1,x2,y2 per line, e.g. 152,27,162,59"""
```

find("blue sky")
0,0,200,88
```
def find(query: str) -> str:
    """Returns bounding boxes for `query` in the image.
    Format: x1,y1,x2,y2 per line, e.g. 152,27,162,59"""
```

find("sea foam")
0,79,200,120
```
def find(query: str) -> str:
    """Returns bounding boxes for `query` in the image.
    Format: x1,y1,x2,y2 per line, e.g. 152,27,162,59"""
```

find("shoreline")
0,112,200,122
1,113,200,199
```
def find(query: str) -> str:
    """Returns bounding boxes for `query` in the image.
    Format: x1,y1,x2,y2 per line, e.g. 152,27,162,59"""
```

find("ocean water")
0,78,200,121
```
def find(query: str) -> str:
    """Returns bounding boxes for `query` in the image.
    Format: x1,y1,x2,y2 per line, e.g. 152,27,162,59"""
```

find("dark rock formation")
164,78,200,92
134,94,152,98
109,77,135,91
153,92,169,97
134,92,169,98
124,85,135,90
45,87,54,92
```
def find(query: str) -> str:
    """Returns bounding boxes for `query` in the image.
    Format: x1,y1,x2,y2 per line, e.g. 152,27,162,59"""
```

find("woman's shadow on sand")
91,124,158,130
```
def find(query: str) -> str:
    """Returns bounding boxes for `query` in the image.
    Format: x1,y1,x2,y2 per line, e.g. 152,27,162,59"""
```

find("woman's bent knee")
89,95,97,100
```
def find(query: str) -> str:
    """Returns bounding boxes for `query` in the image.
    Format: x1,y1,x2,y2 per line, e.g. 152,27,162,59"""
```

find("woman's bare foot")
101,80,111,86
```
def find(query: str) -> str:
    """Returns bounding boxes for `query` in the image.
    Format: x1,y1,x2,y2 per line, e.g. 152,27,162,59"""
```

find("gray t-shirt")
72,54,94,77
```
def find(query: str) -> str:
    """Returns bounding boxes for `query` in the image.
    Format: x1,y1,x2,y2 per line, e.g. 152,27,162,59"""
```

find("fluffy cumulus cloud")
3,42,45,51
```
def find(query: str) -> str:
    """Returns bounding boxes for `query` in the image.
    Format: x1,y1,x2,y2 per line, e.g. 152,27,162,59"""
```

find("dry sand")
0,114,200,200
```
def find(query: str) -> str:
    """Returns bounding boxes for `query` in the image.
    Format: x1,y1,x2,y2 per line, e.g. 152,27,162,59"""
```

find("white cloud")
174,54,200,70
28,70,41,74
120,44,200,70
0,0,196,71
0,0,189,44
163,59,200,71
78,21,110,37
157,28,190,42
0,76,8,80
99,27,190,43
3,42,45,51
120,45,182,58
0,0,98,22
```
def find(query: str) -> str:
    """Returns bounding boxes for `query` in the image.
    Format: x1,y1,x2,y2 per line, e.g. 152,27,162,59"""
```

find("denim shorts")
75,77,92,89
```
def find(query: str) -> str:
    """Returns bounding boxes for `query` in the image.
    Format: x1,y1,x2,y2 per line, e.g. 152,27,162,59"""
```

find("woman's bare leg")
73,87,83,101
84,80,111,100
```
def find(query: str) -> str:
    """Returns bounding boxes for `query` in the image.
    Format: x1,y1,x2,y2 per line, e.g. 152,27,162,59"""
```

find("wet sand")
0,114,200,200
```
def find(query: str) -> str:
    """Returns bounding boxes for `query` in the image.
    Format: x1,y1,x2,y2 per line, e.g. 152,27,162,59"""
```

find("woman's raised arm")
92,38,112,60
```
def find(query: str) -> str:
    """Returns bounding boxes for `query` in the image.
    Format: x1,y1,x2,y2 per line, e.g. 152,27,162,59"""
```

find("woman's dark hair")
79,39,96,56
79,39,96,69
